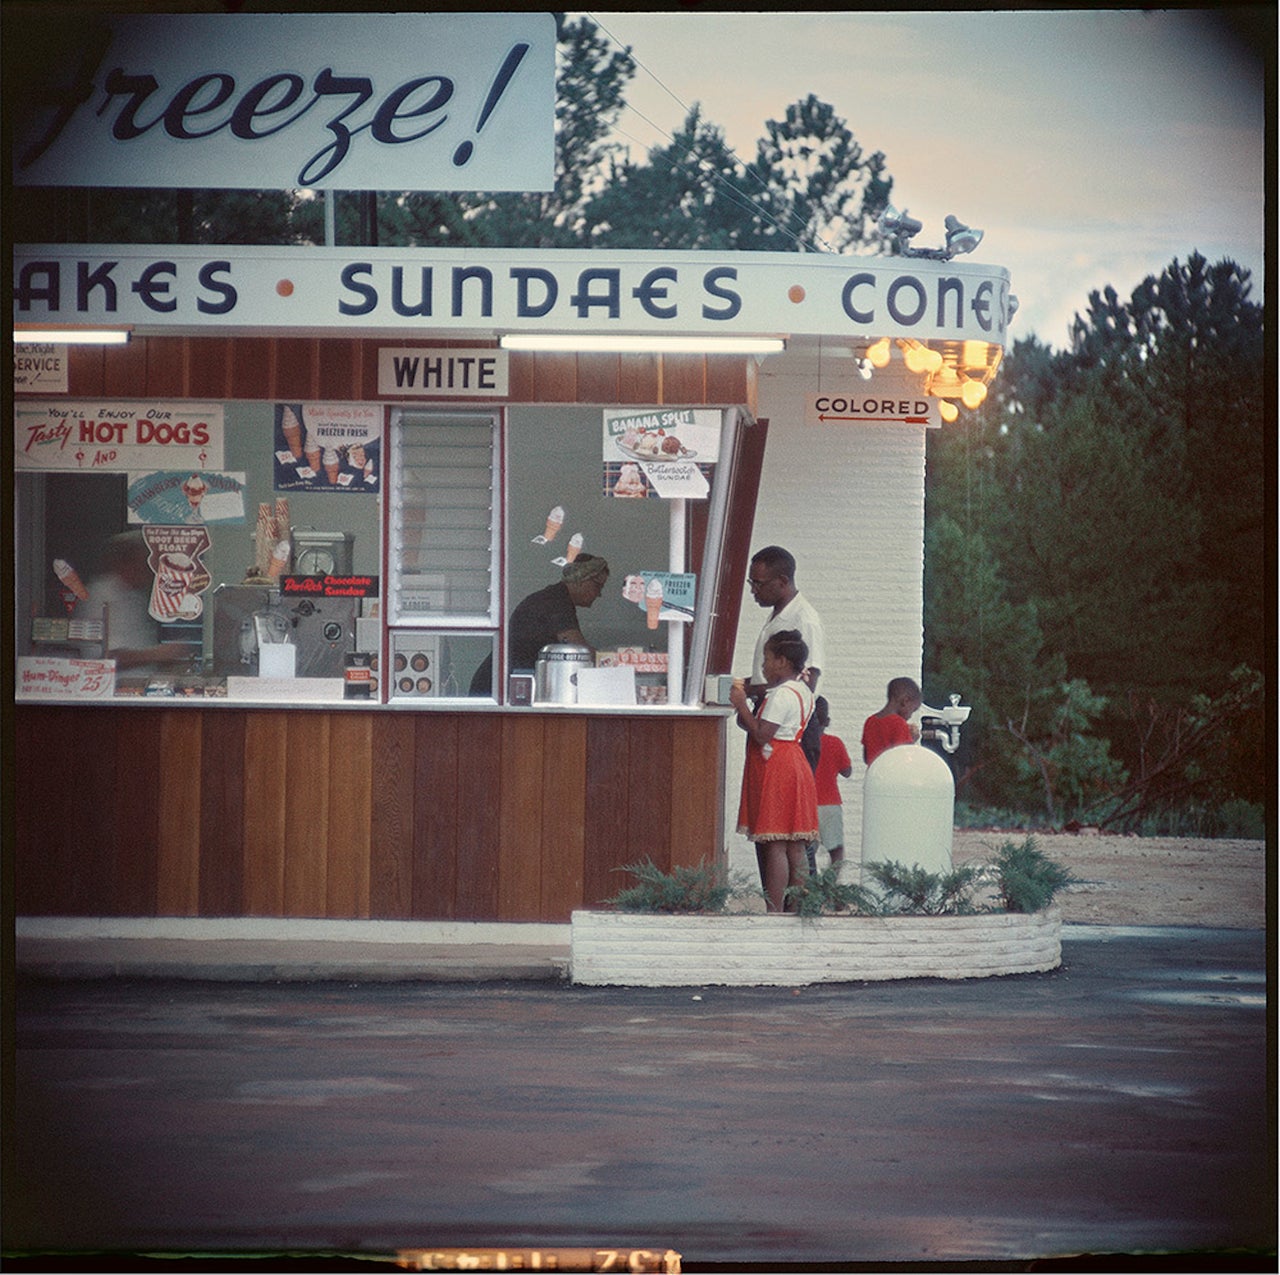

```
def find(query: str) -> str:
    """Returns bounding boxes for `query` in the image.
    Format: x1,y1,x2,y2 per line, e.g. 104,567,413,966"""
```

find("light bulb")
931,366,962,395
902,342,928,374
867,337,892,368
939,399,959,423
961,379,988,409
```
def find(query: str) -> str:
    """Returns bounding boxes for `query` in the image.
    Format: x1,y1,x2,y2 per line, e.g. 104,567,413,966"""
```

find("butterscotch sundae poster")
274,402,381,494
602,408,719,498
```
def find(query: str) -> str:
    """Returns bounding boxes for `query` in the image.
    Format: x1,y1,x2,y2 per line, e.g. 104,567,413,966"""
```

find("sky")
582,9,1267,348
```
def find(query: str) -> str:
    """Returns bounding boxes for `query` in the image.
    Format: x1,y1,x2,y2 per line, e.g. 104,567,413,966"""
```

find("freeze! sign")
11,12,555,191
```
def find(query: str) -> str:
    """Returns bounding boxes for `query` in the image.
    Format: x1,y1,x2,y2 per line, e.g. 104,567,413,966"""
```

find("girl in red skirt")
730,629,819,912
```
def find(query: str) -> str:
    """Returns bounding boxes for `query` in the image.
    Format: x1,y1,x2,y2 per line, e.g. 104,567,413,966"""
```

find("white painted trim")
16,916,571,946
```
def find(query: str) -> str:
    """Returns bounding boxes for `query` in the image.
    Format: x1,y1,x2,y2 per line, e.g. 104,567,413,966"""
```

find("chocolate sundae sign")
602,408,720,499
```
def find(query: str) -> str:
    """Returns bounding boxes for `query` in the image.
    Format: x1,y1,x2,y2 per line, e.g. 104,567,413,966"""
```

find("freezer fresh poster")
274,403,381,493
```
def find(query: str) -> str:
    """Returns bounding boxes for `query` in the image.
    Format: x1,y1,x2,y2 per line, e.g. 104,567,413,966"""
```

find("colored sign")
377,348,509,397
14,342,68,392
16,656,116,700
127,470,246,524
13,247,1016,344
14,401,224,471
804,391,942,429
12,12,555,192
274,402,381,493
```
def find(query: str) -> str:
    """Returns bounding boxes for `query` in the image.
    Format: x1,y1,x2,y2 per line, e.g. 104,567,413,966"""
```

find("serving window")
14,398,384,703
14,395,741,708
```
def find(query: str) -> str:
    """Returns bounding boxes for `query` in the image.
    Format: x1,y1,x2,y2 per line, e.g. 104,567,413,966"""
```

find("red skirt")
737,739,819,843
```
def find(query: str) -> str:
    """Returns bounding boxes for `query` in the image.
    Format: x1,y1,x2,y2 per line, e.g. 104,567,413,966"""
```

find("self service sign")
10,12,555,192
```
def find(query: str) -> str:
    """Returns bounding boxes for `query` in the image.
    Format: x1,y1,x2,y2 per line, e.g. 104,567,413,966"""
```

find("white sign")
16,657,116,700
804,391,942,429
14,401,225,471
14,342,68,393
13,247,1016,345
11,12,556,192
378,348,508,396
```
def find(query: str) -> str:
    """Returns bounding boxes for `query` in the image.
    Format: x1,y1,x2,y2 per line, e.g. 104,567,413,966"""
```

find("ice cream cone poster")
630,571,696,624
142,525,212,622
52,558,89,612
126,470,247,524
550,531,583,566
532,505,565,544
274,403,381,493
603,408,721,499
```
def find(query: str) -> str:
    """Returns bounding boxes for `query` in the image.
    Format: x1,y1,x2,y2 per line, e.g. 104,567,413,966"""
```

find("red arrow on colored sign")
818,414,930,424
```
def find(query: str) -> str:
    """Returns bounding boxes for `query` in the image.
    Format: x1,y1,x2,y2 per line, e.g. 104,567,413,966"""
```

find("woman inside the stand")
469,555,611,695
729,629,819,913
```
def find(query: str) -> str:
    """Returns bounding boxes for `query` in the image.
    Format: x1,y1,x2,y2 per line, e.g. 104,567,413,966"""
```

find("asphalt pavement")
5,925,1273,1273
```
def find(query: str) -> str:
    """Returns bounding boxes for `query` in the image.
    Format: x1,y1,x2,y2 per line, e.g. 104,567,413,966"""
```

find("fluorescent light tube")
14,327,132,345
500,334,784,354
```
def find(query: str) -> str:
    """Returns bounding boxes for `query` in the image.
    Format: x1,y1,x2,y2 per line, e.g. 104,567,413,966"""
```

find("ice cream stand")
9,14,1013,928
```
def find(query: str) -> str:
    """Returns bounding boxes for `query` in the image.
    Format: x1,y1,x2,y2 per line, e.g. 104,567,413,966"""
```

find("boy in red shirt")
862,677,923,766
810,697,854,871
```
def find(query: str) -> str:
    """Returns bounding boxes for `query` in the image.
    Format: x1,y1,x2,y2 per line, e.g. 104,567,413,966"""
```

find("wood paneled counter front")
15,704,727,923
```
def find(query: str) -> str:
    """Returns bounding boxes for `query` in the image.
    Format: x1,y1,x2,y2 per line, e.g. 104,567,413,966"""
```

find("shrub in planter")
784,865,878,917
605,858,748,914
863,859,985,915
990,836,1077,913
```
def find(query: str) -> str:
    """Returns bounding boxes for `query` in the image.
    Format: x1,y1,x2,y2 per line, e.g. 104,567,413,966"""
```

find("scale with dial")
291,528,355,576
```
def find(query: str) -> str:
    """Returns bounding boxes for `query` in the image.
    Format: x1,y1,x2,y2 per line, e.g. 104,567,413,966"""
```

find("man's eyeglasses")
747,574,775,591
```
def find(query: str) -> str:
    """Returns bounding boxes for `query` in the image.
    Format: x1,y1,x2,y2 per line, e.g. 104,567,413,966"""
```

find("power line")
588,13,833,253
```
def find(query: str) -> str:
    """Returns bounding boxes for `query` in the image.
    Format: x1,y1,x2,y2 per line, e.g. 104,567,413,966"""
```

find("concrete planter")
569,907,1062,987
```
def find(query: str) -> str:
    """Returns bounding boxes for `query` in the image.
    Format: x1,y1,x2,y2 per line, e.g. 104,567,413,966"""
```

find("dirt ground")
951,829,1268,929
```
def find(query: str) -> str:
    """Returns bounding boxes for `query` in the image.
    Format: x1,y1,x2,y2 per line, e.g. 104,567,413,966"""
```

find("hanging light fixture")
898,340,928,374
929,365,963,397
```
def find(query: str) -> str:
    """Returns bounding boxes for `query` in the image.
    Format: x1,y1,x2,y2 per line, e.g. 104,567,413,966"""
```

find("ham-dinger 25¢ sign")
10,12,555,192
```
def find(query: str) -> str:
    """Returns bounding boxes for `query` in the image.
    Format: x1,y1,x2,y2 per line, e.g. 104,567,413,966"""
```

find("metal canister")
533,643,593,705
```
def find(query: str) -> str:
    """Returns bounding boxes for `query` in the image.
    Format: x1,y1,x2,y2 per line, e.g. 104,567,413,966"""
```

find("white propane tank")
861,744,956,881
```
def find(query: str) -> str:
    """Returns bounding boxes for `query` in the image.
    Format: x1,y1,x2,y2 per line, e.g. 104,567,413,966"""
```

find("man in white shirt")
746,545,825,697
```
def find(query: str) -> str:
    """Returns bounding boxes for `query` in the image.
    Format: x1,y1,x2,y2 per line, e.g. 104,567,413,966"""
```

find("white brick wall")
724,365,928,880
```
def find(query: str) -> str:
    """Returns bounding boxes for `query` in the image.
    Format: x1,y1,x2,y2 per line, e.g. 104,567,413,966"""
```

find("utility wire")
589,14,834,253
607,120,814,248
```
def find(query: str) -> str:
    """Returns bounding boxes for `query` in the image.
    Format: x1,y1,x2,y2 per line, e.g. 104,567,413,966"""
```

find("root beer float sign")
11,12,555,191
13,247,1014,344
